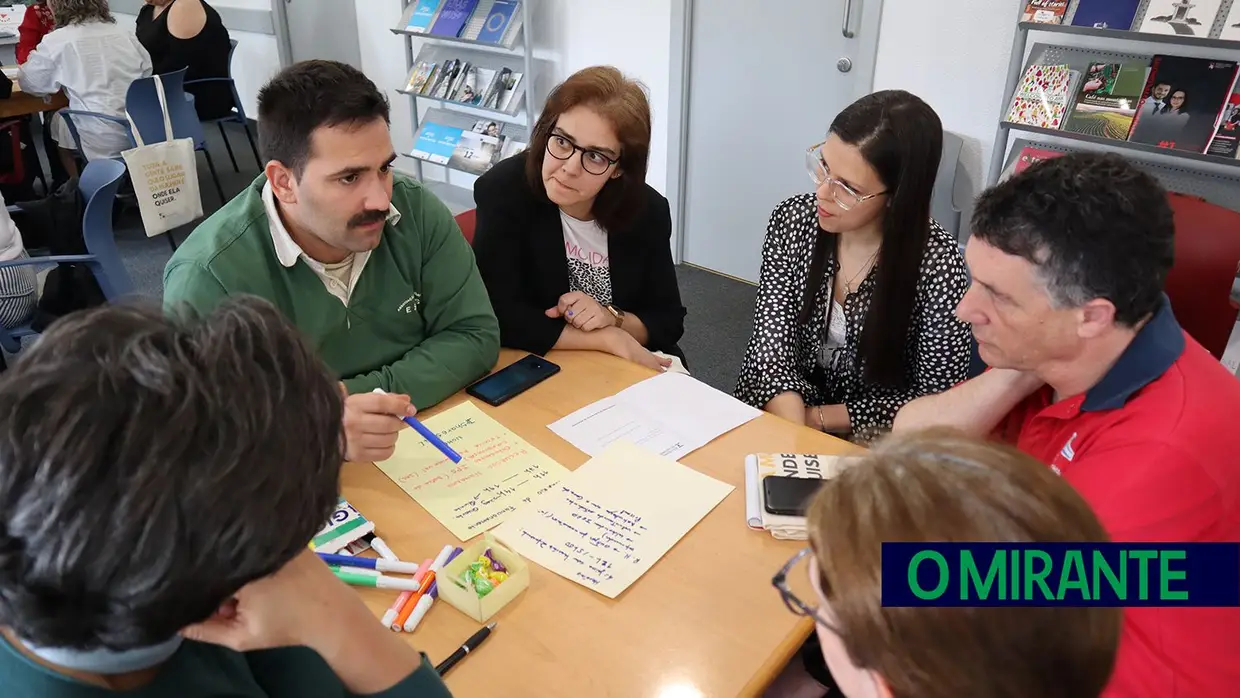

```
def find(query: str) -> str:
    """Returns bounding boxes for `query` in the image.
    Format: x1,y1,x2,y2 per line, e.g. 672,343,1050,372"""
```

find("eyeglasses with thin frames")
546,133,620,176
805,141,886,211
772,547,841,633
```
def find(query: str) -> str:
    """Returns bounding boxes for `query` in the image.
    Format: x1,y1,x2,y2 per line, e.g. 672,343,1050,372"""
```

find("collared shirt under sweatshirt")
163,173,499,409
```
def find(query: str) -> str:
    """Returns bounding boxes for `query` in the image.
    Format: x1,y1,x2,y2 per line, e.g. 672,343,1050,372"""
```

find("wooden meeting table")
342,349,863,698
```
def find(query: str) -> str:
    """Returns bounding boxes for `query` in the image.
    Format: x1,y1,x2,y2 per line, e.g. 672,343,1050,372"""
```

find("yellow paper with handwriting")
494,440,734,599
375,401,569,541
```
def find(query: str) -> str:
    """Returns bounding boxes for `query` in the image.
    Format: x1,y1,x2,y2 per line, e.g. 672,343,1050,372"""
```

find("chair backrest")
455,209,476,245
226,39,246,119
931,131,964,239
1164,192,1240,359
79,159,134,300
126,68,206,147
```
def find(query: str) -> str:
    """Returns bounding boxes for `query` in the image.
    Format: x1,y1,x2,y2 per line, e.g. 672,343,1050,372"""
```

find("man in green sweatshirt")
0,298,452,697
164,60,499,463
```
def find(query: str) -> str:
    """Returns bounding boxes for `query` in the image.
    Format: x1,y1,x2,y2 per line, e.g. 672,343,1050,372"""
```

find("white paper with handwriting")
494,440,734,598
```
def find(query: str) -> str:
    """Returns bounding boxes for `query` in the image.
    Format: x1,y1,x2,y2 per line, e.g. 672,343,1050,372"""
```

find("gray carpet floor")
89,123,757,393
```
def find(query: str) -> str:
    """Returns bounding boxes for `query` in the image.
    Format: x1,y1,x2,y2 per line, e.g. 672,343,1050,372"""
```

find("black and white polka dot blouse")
734,193,972,444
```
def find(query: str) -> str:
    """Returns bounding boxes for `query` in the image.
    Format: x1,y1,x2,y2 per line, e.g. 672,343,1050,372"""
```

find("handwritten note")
374,401,570,541
494,440,734,598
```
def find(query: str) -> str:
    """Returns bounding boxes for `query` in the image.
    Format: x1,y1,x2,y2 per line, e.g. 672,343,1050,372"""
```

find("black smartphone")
465,354,561,406
763,476,824,517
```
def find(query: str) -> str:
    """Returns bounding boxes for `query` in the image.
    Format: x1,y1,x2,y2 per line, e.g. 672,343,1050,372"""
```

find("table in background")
0,69,68,119
342,349,863,698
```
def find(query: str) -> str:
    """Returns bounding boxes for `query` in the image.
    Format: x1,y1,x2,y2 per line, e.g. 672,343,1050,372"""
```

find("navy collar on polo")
1081,294,1185,413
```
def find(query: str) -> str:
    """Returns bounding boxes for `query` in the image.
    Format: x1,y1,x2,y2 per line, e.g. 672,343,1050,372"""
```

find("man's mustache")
348,210,388,228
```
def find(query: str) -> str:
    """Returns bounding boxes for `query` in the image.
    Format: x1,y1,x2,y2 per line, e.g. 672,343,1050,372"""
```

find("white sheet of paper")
548,372,760,460
494,440,734,598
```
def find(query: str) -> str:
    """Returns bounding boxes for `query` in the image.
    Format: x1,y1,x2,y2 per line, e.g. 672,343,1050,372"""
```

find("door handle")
842,0,855,38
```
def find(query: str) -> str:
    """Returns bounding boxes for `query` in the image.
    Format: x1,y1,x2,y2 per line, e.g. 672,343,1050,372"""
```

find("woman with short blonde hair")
769,430,1121,698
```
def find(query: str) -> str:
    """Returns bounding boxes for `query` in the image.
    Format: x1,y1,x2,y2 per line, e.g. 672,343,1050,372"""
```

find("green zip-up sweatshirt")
163,174,499,409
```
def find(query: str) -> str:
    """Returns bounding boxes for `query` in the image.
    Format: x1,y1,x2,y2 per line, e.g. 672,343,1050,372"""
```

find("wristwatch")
606,305,626,328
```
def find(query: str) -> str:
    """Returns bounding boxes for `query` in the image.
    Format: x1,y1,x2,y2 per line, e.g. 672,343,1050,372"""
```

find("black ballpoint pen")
435,622,497,676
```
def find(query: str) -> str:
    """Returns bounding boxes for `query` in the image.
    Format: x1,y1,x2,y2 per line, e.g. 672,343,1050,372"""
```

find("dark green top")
0,636,453,698
163,173,500,408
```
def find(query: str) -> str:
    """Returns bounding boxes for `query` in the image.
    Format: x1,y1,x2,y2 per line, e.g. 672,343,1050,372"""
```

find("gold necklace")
841,249,879,295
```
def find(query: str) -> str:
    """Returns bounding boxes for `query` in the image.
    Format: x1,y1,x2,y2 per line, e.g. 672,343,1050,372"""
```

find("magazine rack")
393,0,538,203
987,0,1240,193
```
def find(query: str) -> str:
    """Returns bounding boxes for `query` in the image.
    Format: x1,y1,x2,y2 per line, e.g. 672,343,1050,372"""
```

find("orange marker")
390,558,433,630
394,570,435,630
382,557,433,631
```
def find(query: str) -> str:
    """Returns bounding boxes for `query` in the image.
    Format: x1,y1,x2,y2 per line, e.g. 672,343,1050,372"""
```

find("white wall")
872,0,1022,202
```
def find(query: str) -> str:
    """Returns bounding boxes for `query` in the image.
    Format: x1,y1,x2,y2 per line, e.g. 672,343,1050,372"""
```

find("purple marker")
429,547,464,599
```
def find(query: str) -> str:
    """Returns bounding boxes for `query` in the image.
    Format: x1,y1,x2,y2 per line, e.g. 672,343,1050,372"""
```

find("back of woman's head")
48,0,114,26
525,65,652,232
807,429,1120,698
830,90,943,388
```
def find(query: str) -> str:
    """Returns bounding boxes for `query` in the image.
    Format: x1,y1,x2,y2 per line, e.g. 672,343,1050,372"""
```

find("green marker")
332,567,422,591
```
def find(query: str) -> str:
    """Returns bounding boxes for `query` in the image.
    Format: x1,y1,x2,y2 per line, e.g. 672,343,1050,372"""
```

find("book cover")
1206,92,1240,157
406,0,443,33
1220,1,1240,40
477,0,519,43
1012,146,1064,177
458,67,496,106
1070,0,1140,30
1005,63,1074,129
472,119,503,137
446,61,473,101
1128,55,1240,153
405,61,434,93
1138,0,1224,37
412,123,464,164
430,0,479,37
496,71,524,113
449,131,503,175
1021,0,1069,23
459,0,493,40
1063,62,1149,139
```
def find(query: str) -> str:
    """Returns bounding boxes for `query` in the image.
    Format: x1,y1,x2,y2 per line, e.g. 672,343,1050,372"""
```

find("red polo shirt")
998,298,1240,698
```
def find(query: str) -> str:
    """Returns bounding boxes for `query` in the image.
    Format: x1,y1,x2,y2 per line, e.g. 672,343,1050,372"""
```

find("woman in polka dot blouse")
734,91,971,444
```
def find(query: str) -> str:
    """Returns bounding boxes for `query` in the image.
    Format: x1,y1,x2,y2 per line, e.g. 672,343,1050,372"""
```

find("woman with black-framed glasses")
735,90,971,445
764,430,1121,698
472,66,687,372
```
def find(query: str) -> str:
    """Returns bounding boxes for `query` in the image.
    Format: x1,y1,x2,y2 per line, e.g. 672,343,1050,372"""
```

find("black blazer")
473,154,687,359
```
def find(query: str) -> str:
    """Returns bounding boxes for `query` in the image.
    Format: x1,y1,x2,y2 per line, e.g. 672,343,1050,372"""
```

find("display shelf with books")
405,107,530,179
399,42,528,120
394,0,536,200
989,0,1240,185
1002,137,1240,211
393,0,525,52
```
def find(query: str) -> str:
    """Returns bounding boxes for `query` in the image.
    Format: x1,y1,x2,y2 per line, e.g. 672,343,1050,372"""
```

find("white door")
681,0,883,282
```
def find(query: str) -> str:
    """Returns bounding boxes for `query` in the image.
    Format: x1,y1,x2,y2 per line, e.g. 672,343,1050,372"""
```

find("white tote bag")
121,75,203,237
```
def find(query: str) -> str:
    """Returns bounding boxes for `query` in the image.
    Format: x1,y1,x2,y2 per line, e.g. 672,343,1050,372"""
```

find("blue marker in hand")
372,389,462,463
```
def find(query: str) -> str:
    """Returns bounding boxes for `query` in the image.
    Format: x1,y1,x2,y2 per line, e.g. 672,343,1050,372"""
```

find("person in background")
18,0,152,179
766,429,1120,698
164,60,499,464
473,66,686,372
894,152,1240,698
734,90,971,444
16,0,54,65
135,0,235,121
0,298,451,697
0,191,37,334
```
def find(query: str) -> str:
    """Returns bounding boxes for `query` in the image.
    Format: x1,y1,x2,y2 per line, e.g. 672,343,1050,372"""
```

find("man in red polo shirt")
894,152,1240,698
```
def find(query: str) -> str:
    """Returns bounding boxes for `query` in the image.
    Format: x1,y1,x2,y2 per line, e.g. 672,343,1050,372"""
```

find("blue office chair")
0,159,133,355
184,39,261,173
125,68,227,205
59,68,226,204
